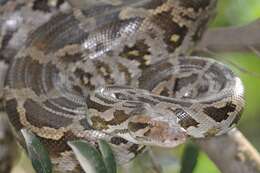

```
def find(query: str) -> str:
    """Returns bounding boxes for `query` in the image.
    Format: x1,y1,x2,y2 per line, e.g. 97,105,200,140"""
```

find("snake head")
128,114,187,148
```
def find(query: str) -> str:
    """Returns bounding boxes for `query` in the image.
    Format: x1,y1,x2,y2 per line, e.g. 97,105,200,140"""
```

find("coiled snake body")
4,0,244,172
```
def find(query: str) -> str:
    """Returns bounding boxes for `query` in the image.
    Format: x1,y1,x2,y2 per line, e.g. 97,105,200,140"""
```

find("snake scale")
3,0,244,172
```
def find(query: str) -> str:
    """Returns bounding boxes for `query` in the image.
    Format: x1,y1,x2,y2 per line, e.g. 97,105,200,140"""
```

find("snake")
3,0,244,172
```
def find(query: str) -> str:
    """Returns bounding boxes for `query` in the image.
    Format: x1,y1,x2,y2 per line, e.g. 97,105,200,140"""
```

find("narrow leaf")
68,140,108,173
21,128,52,173
180,143,199,173
98,140,117,173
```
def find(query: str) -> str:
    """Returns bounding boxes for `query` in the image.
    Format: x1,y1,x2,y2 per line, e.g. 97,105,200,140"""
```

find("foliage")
180,143,199,173
213,0,260,26
21,129,52,173
21,129,117,173
68,140,117,173
97,140,117,173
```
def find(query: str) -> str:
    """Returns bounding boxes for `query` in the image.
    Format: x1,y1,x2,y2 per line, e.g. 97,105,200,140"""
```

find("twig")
0,114,16,173
196,19,260,53
195,129,260,173
248,46,260,58
147,148,163,173
202,48,260,78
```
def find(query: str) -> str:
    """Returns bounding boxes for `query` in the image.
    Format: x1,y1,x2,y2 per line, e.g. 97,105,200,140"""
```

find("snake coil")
4,0,244,172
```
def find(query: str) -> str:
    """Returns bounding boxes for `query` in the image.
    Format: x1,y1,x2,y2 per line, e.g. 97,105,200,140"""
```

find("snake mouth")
128,115,187,148
145,125,187,148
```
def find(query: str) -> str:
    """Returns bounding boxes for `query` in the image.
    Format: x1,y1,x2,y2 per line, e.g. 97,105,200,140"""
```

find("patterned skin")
3,0,244,172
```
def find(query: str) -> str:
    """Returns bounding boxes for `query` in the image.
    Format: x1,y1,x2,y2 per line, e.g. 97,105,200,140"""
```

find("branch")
196,19,260,53
195,129,260,173
195,17,260,173
0,114,16,173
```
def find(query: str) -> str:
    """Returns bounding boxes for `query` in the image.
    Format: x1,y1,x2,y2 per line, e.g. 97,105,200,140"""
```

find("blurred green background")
213,0,260,150
12,0,260,173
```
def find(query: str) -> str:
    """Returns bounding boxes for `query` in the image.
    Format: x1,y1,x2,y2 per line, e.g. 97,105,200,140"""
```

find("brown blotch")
72,85,83,95
203,127,220,137
108,110,130,125
5,99,24,130
128,144,141,155
95,61,114,84
86,96,112,112
59,51,83,63
74,68,95,90
23,99,73,129
91,110,130,130
26,58,45,96
90,116,109,130
159,87,171,97
151,76,172,96
180,0,211,12
143,0,166,9
172,108,199,129
110,137,128,145
128,122,150,132
203,102,236,122
32,0,51,12
143,129,151,137
117,63,132,85
150,9,188,52
40,130,80,155
28,13,88,53
120,40,151,69
230,107,244,127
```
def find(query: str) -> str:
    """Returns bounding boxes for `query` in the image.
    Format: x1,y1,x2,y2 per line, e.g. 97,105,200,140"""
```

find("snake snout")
128,115,187,147
150,123,188,148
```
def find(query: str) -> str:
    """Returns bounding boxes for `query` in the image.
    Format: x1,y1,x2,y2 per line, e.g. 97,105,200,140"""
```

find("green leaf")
68,140,108,173
20,128,52,173
180,143,199,173
193,152,220,173
98,140,117,173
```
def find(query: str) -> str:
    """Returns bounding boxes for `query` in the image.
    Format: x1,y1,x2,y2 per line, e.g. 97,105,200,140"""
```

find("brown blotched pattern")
4,1,245,173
